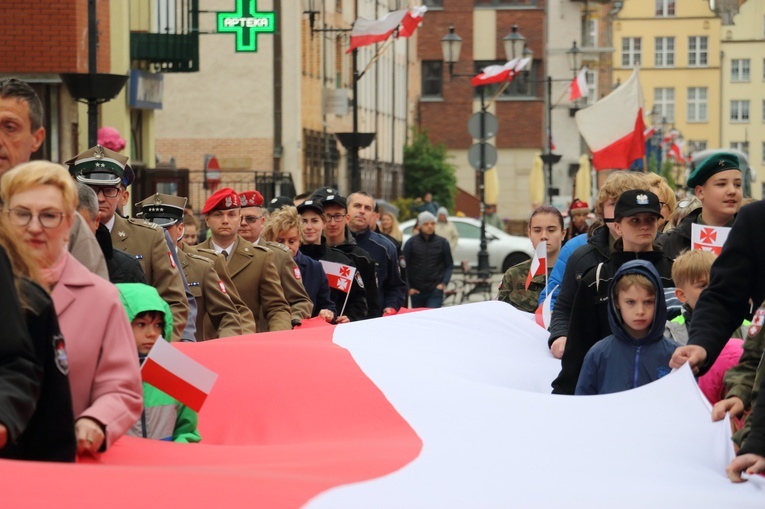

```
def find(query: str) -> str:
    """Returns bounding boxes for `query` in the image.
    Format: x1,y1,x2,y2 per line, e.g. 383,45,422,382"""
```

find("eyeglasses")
326,213,346,223
89,186,121,198
241,215,262,224
6,208,66,229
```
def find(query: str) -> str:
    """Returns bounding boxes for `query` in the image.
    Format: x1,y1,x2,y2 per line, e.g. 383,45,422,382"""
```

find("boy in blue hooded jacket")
575,260,680,395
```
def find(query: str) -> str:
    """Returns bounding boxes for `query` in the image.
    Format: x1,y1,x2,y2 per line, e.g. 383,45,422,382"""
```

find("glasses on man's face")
6,208,66,229
89,186,121,198
326,213,345,223
241,215,262,224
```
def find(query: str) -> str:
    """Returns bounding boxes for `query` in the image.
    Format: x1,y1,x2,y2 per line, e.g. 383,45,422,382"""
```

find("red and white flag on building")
691,223,731,255
668,139,686,163
575,67,646,171
347,7,427,52
141,338,219,412
569,66,589,102
643,125,656,141
471,57,530,87
525,241,547,290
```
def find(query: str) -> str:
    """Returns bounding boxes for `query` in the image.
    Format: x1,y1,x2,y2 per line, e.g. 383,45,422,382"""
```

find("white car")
400,216,534,273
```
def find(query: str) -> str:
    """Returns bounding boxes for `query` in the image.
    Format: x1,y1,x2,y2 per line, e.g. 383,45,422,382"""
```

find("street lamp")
440,25,521,273
301,1,375,193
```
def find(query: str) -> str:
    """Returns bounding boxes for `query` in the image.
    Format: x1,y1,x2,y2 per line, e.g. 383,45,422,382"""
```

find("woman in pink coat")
1,161,142,456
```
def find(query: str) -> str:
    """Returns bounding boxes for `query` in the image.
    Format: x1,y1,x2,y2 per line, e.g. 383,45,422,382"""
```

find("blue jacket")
575,260,679,395
351,228,407,311
294,250,336,317
537,233,588,309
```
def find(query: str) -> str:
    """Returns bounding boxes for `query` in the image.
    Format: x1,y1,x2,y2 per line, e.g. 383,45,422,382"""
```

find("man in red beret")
238,190,312,329
565,199,590,242
196,188,292,332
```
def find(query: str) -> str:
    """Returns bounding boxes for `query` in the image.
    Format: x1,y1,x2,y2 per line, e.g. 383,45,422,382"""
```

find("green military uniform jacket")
497,259,552,313
110,214,189,341
177,248,243,341
255,239,313,328
181,244,257,335
197,235,292,332
723,303,765,446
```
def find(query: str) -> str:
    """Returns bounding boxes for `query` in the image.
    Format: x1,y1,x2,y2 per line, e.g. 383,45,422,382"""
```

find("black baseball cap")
614,190,662,220
296,199,324,215
267,196,294,213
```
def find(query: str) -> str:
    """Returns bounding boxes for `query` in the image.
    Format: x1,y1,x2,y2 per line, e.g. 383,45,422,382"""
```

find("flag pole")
340,284,352,317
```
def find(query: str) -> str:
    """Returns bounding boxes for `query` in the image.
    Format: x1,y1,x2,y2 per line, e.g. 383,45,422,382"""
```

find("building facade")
721,0,765,198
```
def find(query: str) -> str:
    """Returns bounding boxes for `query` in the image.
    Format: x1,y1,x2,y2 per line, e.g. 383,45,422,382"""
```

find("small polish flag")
141,339,218,413
347,7,427,53
643,126,656,141
525,242,547,290
534,284,558,329
668,140,686,163
472,58,518,87
321,260,357,294
569,66,589,102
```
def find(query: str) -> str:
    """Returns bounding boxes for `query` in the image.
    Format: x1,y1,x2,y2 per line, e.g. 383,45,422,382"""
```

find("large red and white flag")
320,260,357,293
2,303,763,508
141,338,218,412
569,66,589,101
691,223,731,255
525,241,547,290
347,7,427,52
575,67,646,171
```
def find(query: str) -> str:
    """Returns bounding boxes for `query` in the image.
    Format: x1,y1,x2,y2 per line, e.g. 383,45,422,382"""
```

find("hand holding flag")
525,241,547,290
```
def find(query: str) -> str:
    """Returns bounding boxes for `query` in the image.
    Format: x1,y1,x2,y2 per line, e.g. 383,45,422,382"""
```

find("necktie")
221,249,229,260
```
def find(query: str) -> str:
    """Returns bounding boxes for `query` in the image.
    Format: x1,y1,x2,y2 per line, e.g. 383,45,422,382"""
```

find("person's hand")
319,309,335,323
382,307,397,316
0,423,7,448
551,337,566,359
408,289,420,296
335,315,350,324
436,284,444,290
726,454,765,482
669,345,707,374
76,417,105,456
712,397,745,422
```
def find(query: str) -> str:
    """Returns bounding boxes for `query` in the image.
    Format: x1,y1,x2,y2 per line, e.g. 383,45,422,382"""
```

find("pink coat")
51,252,142,449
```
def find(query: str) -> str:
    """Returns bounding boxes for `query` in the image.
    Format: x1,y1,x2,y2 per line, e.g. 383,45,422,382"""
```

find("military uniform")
181,244,257,335
178,248,243,341
257,239,313,326
197,235,292,332
722,304,765,447
497,259,551,313
110,214,189,341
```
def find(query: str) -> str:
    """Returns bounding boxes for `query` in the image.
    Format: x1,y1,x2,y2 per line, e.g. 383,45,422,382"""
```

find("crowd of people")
497,154,765,481
2,74,764,481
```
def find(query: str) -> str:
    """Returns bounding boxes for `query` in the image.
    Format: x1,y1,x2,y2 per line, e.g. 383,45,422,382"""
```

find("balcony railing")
130,0,199,72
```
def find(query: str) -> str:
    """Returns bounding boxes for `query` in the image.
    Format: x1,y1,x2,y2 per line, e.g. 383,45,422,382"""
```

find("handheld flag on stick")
525,241,547,290
534,284,558,329
141,339,219,413
321,260,357,317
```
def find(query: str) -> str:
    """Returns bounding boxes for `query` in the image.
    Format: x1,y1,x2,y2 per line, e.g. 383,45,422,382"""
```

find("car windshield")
453,221,480,239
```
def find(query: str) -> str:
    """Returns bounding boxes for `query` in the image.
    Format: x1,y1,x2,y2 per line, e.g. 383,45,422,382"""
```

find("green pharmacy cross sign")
217,0,275,52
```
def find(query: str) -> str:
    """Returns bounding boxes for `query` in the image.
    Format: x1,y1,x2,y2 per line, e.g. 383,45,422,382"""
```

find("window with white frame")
656,0,675,16
654,88,675,123
655,37,675,67
731,59,750,82
622,38,641,67
731,100,750,122
687,87,707,122
688,36,708,67
688,140,707,154
730,141,748,156
586,69,597,105
586,19,598,47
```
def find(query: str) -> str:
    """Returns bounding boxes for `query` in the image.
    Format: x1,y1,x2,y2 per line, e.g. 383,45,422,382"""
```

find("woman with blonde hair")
262,205,336,322
1,161,141,456
379,210,403,243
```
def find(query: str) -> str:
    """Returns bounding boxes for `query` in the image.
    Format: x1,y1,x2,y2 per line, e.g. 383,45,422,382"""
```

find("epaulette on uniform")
250,243,269,252
187,252,214,264
195,247,221,257
126,217,158,230
265,240,290,253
